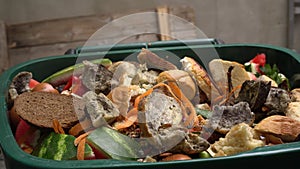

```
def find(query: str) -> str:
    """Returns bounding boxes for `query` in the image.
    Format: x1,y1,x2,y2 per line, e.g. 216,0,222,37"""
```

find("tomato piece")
32,82,59,94
29,79,40,89
15,119,41,153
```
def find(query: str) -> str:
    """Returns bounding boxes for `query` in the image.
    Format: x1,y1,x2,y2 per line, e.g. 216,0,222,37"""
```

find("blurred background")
0,0,299,73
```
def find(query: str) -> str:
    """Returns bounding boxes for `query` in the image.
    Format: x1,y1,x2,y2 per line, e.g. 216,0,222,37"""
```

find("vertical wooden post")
157,6,172,41
0,21,9,74
288,0,295,49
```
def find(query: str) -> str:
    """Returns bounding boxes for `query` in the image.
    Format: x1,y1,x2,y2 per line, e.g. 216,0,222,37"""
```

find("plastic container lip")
1,40,300,169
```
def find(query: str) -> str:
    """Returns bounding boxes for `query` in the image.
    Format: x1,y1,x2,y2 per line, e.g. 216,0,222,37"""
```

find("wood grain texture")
5,6,196,70
7,15,113,48
8,34,159,67
0,21,9,74
157,6,171,41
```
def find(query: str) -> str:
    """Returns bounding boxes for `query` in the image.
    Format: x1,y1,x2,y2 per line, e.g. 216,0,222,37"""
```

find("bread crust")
254,115,300,142
285,102,300,122
181,57,214,100
290,88,300,102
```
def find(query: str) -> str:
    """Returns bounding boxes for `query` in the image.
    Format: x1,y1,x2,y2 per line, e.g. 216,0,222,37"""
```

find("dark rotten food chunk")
236,80,271,111
81,60,113,95
8,71,32,108
264,87,291,114
83,91,120,127
209,102,255,134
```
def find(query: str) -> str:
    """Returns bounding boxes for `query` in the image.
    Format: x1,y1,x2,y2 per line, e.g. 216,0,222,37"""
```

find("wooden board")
157,6,172,41
9,34,159,66
7,9,161,49
5,6,196,70
0,21,9,74
7,15,113,48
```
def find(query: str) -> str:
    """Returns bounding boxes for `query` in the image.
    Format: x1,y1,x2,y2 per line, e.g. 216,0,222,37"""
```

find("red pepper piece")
250,53,266,67
63,76,88,96
63,76,80,90
250,53,266,74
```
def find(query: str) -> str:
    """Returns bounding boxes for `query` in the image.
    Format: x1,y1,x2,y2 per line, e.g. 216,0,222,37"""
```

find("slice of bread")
208,59,250,97
14,92,86,128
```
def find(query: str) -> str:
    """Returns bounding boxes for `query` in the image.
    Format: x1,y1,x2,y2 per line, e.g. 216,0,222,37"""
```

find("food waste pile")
7,48,300,162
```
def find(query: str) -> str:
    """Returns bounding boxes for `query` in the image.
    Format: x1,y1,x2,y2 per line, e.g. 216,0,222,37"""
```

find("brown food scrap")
76,137,86,160
157,70,197,101
108,86,132,117
290,88,300,102
285,102,300,122
53,119,65,134
181,57,217,101
74,131,92,147
137,48,178,71
69,118,94,137
254,115,300,142
161,154,191,162
263,133,284,145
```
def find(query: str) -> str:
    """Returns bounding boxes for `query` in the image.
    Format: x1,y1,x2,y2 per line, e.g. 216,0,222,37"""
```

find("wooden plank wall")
2,6,196,73
0,21,9,73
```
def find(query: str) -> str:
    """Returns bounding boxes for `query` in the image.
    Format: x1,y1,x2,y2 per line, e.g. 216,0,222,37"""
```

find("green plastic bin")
1,40,300,169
